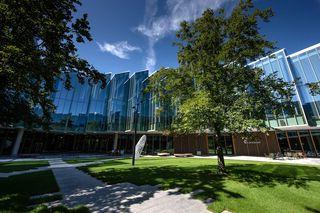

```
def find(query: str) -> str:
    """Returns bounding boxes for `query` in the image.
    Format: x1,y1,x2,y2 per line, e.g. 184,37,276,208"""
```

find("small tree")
0,0,106,128
147,0,294,174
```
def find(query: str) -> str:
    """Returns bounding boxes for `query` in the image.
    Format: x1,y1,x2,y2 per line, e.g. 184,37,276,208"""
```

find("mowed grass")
64,157,109,164
0,160,49,173
0,169,90,212
81,157,320,213
0,170,60,212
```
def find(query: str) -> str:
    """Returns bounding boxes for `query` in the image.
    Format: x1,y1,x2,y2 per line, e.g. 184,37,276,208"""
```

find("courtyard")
0,155,319,212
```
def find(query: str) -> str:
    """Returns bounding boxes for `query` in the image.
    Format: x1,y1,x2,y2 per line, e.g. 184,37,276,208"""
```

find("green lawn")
81,157,320,213
0,170,60,212
0,160,49,173
0,170,89,212
64,157,109,164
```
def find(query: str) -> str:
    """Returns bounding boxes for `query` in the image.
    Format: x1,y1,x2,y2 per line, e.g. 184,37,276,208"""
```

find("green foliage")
29,194,62,206
30,205,89,213
307,82,320,96
82,158,320,213
0,0,106,128
147,0,294,137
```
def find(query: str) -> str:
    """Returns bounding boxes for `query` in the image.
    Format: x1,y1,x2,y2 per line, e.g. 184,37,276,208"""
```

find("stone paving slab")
48,159,210,213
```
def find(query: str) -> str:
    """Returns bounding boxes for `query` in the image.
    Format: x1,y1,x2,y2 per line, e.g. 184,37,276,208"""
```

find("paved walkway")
48,159,210,213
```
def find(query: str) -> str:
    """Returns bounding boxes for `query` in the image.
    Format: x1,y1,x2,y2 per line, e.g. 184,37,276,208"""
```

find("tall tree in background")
147,0,294,174
0,0,106,128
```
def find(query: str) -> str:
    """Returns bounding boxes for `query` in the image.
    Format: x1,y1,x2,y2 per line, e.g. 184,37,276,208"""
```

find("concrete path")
48,159,210,213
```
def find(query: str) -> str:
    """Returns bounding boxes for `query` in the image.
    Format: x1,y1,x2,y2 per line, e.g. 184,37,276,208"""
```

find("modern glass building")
125,70,149,131
1,43,320,157
248,49,306,128
105,72,130,132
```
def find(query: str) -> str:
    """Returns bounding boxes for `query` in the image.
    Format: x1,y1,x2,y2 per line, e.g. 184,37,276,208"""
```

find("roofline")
109,71,130,81
247,48,286,66
287,42,320,58
148,67,172,77
129,69,149,78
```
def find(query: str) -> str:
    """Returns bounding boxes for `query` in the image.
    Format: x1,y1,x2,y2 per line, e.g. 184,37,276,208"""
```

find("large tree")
147,0,294,174
0,0,106,128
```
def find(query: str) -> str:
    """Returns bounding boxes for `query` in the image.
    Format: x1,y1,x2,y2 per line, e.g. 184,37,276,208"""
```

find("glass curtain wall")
67,74,92,132
125,70,149,131
51,72,110,132
140,78,151,131
47,43,320,138
51,72,92,132
288,45,320,126
86,73,111,132
105,72,129,131
249,50,306,128
51,74,75,131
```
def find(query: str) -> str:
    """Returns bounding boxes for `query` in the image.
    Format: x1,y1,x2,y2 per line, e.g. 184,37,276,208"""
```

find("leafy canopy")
0,0,106,128
147,0,294,136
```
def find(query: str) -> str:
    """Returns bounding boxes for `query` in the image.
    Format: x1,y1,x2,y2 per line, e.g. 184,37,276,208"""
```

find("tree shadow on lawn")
305,206,320,213
82,162,320,203
226,164,318,189
51,182,159,213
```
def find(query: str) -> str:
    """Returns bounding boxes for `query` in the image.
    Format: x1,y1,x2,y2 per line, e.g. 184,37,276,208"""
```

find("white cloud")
97,41,141,59
146,40,156,72
136,0,235,72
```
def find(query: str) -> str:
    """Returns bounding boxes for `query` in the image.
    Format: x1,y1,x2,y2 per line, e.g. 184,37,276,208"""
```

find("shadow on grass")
64,157,118,164
305,206,320,213
226,164,316,189
0,170,59,212
81,162,320,204
87,159,129,167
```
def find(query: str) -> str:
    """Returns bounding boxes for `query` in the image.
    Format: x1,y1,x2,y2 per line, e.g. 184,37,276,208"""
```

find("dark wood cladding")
232,131,280,156
173,134,209,155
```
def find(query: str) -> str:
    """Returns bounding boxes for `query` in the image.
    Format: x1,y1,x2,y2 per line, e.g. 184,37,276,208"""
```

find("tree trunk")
216,133,227,174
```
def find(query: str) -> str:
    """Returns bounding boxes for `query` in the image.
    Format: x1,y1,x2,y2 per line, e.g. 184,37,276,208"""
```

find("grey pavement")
48,159,210,213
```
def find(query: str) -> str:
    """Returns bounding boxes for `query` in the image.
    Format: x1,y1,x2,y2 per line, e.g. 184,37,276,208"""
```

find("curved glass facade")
249,50,306,128
126,70,149,131
288,45,320,126
106,72,130,131
50,43,320,133
86,73,111,132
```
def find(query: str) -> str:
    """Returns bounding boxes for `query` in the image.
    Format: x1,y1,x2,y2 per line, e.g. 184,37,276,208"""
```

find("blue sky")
75,0,320,75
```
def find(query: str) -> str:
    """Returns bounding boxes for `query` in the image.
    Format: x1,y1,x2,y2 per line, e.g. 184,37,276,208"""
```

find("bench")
174,153,193,157
157,152,171,157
